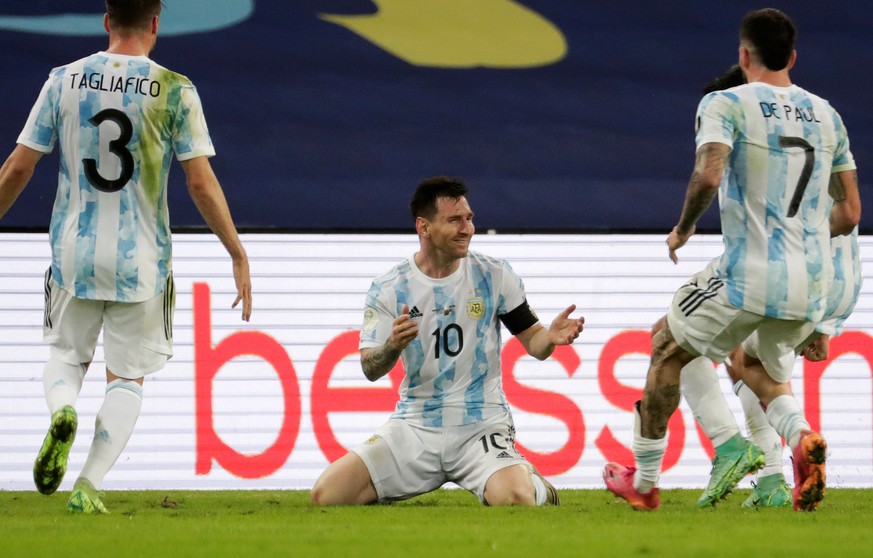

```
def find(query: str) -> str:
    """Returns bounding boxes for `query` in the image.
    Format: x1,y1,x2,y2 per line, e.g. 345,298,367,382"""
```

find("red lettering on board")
502,339,584,476
595,330,686,471
189,277,873,481
310,330,404,463
193,283,301,478
803,331,873,436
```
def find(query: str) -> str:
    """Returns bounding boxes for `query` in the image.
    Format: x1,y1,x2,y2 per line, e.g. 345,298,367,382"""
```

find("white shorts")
42,270,175,379
351,412,530,504
666,265,815,384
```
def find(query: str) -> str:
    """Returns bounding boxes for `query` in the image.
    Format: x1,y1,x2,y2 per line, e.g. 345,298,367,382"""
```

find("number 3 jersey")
360,252,531,427
17,52,215,302
695,82,856,322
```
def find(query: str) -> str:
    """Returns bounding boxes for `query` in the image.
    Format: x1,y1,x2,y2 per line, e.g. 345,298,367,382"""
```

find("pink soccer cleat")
603,462,660,511
791,431,827,511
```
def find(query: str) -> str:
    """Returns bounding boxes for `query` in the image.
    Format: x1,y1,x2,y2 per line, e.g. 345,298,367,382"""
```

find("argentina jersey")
360,251,528,427
17,52,215,302
695,82,855,321
816,229,862,336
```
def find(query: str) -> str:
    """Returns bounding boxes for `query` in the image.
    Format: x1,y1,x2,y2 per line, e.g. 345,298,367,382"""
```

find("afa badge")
466,297,485,320
362,307,378,333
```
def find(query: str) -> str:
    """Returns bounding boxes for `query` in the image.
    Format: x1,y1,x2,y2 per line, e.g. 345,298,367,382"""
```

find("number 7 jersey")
17,52,215,302
695,82,856,321
359,252,529,427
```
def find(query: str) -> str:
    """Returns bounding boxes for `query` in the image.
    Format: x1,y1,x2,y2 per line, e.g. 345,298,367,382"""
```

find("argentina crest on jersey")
466,292,485,320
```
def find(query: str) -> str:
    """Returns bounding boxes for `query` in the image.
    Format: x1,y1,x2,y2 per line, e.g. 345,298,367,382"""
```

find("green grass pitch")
2,488,872,558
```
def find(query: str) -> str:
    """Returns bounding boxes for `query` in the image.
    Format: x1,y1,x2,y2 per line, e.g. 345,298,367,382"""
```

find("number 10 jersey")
17,52,215,302
360,252,529,427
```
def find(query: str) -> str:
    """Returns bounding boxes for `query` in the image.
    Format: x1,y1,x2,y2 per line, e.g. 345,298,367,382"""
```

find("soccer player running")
677,65,863,509
603,8,860,512
0,0,252,513
311,176,584,506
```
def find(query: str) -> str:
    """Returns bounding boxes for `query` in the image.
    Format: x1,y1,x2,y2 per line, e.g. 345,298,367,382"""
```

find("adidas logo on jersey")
408,306,423,319
496,451,513,459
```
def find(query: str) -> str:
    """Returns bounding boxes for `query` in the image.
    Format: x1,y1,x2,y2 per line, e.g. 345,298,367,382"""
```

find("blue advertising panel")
1,1,869,231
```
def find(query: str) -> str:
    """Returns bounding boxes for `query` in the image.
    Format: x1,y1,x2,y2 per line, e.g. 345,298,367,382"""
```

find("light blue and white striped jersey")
17,52,215,302
696,82,855,321
359,251,529,427
816,228,862,336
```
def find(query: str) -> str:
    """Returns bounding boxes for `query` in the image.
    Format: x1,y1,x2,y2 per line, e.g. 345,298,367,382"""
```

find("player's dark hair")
703,64,746,94
410,176,468,221
740,8,796,71
105,0,163,30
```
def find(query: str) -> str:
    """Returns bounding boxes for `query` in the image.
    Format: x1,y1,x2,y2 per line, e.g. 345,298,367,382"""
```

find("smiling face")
419,195,475,266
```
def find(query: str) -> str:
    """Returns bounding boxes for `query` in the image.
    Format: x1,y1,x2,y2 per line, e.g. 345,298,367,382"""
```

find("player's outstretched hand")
549,304,584,345
667,225,695,264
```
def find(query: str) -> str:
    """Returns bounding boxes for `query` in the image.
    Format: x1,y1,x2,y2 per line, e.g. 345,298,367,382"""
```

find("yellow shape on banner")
319,0,567,68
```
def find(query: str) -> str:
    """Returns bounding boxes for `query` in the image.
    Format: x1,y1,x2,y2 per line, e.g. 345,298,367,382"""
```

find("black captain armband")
499,299,539,335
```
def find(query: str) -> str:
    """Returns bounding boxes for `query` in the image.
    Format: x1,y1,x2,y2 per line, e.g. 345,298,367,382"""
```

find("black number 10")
431,323,463,358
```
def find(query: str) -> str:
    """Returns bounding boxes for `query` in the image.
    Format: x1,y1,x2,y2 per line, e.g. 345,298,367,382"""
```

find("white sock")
765,394,810,449
680,357,740,447
78,379,143,489
734,381,784,476
530,471,548,506
43,358,85,414
631,402,667,494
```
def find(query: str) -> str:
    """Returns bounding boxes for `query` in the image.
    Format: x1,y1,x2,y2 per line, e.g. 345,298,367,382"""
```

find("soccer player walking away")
311,176,584,507
0,0,252,513
603,8,860,512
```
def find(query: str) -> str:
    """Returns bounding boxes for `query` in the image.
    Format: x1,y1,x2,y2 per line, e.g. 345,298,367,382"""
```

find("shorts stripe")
679,277,724,316
163,274,175,341
43,267,53,329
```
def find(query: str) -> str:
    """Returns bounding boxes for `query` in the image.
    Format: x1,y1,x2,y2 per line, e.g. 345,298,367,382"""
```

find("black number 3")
82,108,134,193
778,136,815,218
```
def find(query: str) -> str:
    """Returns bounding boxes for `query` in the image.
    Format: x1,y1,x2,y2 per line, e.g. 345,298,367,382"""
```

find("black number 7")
778,136,815,218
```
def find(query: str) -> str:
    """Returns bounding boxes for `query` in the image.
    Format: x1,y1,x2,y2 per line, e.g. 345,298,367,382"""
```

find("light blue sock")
631,403,667,494
681,357,740,447
78,379,143,489
735,381,784,477
530,471,548,506
42,358,85,414
764,395,809,449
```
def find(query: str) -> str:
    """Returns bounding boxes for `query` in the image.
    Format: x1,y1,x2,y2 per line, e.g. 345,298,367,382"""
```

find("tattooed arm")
828,170,861,236
667,142,730,263
361,345,404,382
360,304,418,381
